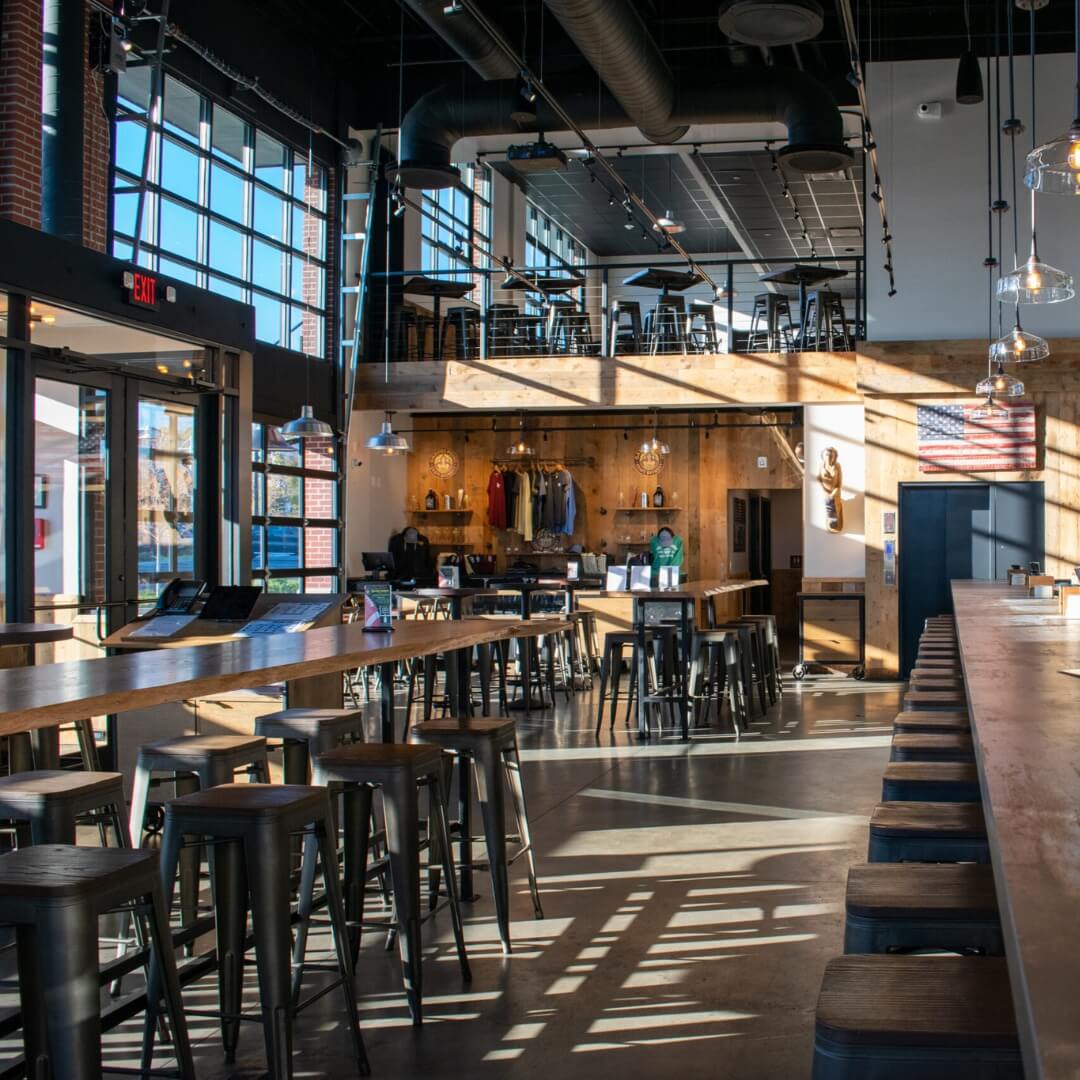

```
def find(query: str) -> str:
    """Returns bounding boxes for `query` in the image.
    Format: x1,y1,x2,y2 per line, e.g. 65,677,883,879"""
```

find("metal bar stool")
441,306,480,359
647,296,688,355
305,742,470,1025
255,708,366,784
0,769,128,847
890,732,974,762
881,762,981,803
812,955,1021,1078
799,289,852,351
747,293,795,351
487,302,521,357
843,862,1002,955
410,717,544,954
0,845,194,1080
607,299,642,355
146,783,369,1078
689,298,722,352
687,629,746,736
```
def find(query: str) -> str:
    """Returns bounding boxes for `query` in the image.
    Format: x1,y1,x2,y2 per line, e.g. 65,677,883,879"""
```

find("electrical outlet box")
756,456,768,468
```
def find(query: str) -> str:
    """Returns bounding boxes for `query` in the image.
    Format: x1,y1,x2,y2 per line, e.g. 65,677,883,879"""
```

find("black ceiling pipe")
401,0,518,81
41,0,85,243
541,0,689,144
395,68,851,188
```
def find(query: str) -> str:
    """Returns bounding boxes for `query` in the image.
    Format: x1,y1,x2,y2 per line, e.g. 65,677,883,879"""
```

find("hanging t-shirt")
563,471,576,536
519,469,534,542
504,470,518,527
487,469,507,529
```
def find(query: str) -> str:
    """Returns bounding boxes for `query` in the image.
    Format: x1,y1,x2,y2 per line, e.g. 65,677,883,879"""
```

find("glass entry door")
33,375,116,664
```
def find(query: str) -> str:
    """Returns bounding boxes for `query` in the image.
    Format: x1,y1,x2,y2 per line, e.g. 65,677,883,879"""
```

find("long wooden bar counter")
0,617,566,735
952,580,1080,1080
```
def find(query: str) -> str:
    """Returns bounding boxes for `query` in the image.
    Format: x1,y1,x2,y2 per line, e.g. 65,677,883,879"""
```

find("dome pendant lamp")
956,0,983,105
989,312,1050,364
976,361,1025,399
365,411,410,455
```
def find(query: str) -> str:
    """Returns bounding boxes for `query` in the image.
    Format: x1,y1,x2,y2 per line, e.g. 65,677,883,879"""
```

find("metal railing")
364,254,864,363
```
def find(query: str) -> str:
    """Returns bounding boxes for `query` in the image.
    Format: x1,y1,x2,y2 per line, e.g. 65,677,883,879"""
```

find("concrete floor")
1,670,900,1079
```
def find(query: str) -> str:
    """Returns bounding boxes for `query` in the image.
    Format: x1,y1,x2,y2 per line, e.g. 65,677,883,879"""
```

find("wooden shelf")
616,506,683,513
408,508,473,517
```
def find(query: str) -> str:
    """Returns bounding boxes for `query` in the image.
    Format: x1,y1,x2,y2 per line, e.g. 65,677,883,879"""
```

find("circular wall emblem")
633,449,665,476
428,448,459,479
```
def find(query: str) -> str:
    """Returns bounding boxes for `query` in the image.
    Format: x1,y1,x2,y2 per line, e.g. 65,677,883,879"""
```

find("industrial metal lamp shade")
1025,121,1080,193
996,254,1075,304
281,404,334,441
976,365,1026,398
955,50,984,105
988,323,1050,364
654,210,686,234
365,412,410,455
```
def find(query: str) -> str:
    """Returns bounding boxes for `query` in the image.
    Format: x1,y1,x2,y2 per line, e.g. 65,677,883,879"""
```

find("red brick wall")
82,8,110,253
0,0,43,228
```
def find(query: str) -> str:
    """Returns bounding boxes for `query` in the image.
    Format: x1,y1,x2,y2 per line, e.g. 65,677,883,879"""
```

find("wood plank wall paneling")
355,351,860,412
859,341,1080,676
400,412,802,586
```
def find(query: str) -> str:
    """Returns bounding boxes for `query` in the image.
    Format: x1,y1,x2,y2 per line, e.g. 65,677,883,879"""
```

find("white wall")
803,404,865,578
345,410,408,577
867,53,1080,340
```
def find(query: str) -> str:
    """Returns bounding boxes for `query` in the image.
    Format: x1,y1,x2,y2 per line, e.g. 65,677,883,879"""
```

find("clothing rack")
490,456,595,467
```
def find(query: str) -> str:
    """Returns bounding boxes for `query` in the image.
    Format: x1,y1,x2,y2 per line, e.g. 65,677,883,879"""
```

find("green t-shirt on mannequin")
649,528,684,586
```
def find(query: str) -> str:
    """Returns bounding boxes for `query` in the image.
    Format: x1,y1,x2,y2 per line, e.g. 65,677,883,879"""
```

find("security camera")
916,101,943,119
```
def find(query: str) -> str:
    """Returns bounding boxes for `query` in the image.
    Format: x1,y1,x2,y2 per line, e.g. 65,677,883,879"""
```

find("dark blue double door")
898,482,1044,677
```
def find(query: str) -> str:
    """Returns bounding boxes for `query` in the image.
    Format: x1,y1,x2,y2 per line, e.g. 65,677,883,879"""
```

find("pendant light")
956,0,983,104
1025,0,1080,192
365,410,410,455
1000,6,1073,302
976,362,1025,399
989,314,1050,364
654,211,686,235
282,404,334,441
639,412,670,456
506,414,535,457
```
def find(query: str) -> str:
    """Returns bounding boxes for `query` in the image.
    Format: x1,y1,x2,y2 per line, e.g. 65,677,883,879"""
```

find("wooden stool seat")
137,733,266,764
255,708,365,783
893,712,970,733
813,956,1020,1077
869,801,989,863
903,690,965,712
910,677,964,691
890,732,974,762
914,659,960,669
316,741,443,778
844,863,1001,954
158,781,327,821
0,769,128,846
882,762,980,803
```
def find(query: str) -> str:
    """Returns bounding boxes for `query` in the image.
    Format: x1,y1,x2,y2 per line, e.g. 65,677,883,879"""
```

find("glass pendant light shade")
988,322,1050,364
1025,121,1080,192
282,404,334,441
365,411,410,455
976,364,1026,398
996,253,1075,303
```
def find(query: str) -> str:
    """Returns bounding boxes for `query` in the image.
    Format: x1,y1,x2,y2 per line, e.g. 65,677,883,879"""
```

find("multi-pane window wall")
524,203,588,313
251,423,340,593
420,163,492,286
111,67,329,357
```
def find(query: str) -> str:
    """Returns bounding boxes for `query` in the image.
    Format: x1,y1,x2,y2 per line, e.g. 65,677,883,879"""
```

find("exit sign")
122,270,175,310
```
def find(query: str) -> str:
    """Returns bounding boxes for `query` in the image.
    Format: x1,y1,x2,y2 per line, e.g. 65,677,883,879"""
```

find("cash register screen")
198,586,261,621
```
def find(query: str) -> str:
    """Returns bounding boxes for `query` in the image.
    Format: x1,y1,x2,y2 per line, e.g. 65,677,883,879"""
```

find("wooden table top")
0,617,567,736
0,623,75,647
952,580,1080,1079
582,579,768,600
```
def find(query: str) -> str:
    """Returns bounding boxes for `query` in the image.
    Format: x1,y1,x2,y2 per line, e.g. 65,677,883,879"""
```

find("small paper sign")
629,565,652,591
437,564,460,588
363,583,394,631
605,566,629,592
567,561,580,581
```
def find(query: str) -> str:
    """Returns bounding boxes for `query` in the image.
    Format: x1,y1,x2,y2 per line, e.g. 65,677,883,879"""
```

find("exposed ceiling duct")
400,0,518,81
540,0,688,144
395,69,852,189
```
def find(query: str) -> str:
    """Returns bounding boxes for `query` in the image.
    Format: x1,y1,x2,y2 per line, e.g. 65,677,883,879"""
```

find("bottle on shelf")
425,489,437,510
640,490,649,508
653,485,665,508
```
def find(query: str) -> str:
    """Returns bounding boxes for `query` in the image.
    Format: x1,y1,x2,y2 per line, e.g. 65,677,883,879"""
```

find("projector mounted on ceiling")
506,139,568,174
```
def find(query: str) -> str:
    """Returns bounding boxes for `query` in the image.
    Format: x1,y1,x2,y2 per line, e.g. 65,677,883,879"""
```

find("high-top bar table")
951,580,1080,1079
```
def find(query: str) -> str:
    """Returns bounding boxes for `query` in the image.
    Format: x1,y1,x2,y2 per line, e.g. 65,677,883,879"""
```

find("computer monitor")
198,585,261,621
362,551,395,573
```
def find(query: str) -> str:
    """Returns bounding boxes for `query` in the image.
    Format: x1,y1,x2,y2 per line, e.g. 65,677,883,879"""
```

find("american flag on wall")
916,403,1037,473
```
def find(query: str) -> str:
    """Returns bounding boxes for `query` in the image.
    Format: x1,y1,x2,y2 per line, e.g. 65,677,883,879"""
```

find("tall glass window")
111,68,329,357
420,163,491,285
524,203,588,313
251,422,340,593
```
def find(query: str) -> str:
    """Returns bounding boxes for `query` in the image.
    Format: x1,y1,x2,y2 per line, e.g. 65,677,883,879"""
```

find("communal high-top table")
951,580,1080,1079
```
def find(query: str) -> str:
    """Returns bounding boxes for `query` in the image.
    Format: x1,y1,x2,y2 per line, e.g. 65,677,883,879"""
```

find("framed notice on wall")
732,496,747,553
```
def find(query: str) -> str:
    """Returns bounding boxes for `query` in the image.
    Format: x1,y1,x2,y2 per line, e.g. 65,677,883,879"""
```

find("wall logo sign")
633,449,665,476
428,448,459,480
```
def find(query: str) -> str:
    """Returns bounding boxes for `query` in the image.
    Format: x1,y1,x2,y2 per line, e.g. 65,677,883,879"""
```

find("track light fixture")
519,70,537,104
